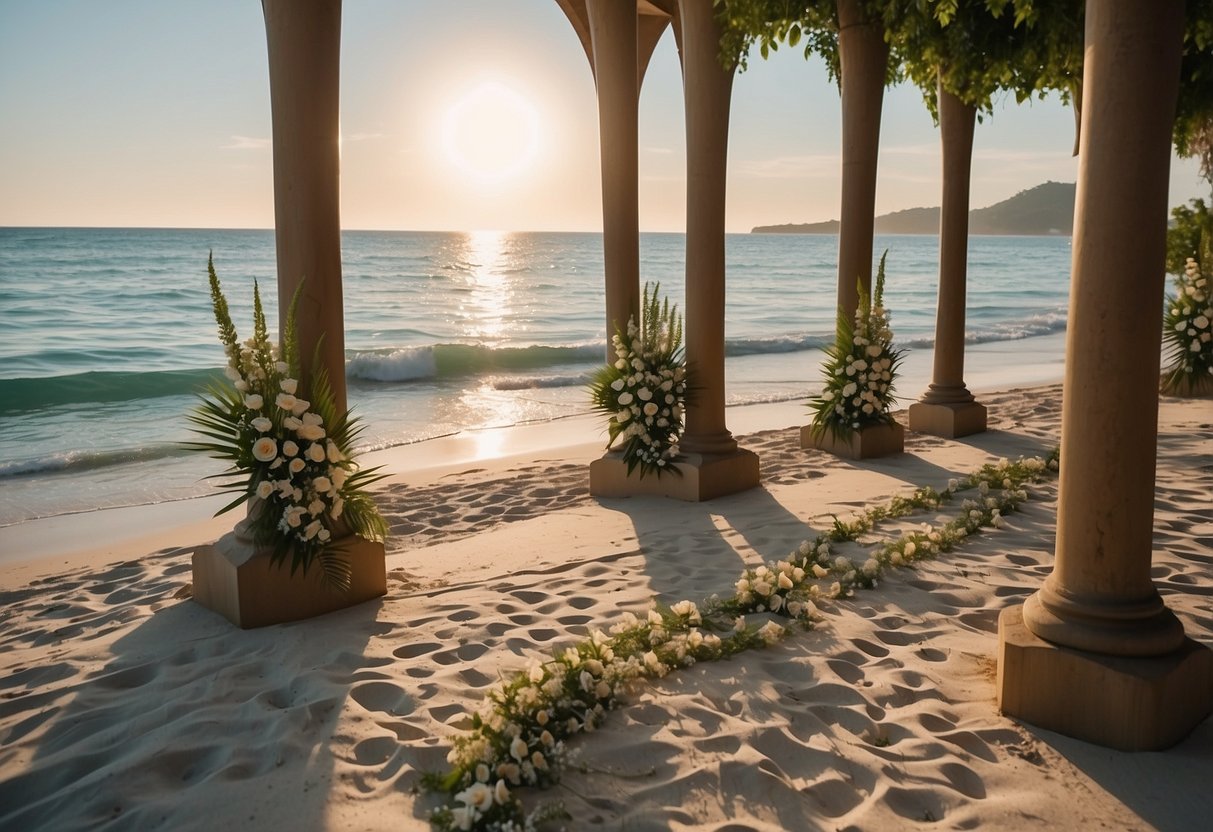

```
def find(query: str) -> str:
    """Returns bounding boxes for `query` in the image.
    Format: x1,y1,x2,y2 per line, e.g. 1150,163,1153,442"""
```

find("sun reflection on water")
457,230,514,344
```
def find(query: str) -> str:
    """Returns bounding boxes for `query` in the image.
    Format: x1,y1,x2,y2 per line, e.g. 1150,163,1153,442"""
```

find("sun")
441,80,541,183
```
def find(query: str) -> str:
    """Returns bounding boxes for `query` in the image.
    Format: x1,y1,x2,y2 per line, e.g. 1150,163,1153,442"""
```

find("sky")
0,0,1205,233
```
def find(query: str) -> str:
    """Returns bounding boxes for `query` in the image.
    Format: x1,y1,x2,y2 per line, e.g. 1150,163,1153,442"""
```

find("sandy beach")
1,382,1211,831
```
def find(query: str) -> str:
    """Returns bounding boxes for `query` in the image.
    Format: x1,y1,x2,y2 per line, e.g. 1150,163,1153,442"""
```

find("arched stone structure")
584,0,759,501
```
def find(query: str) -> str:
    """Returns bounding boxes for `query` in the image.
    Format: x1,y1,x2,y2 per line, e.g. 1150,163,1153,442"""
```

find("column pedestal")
908,400,987,438
997,606,1213,751
589,448,759,501
193,529,386,629
801,421,904,460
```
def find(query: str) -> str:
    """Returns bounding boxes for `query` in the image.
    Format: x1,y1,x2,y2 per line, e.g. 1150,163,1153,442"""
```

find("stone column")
586,0,641,350
907,77,987,438
997,0,1212,751
192,0,387,629
677,0,734,455
834,0,888,316
262,0,348,410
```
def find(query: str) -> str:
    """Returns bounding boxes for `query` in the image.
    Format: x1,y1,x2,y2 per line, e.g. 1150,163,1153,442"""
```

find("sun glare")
441,81,541,183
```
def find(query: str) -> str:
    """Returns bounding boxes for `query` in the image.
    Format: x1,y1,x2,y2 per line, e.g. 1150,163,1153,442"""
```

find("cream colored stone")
800,421,904,460
997,606,1213,751
589,448,759,501
907,400,988,439
192,531,386,629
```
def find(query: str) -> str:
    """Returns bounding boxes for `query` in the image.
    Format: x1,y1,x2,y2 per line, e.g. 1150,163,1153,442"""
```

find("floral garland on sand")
1162,248,1213,396
588,283,687,477
187,254,387,588
422,451,1059,831
808,250,902,439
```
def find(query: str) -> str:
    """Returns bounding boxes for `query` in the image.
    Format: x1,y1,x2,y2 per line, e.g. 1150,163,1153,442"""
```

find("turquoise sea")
0,228,1072,524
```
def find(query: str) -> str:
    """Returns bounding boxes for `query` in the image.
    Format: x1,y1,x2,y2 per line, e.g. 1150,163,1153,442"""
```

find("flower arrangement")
589,283,687,477
187,254,387,588
1161,250,1213,396
808,251,902,439
422,451,1059,831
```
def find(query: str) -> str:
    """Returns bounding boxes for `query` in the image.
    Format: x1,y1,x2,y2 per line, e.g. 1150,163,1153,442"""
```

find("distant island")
752,181,1076,236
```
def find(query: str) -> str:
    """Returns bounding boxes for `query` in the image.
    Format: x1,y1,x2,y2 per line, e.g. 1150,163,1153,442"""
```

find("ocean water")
0,227,1072,524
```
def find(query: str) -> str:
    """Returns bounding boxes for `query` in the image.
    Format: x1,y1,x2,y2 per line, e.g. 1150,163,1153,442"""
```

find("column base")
908,399,987,438
997,605,1213,751
800,420,904,460
589,448,760,501
192,530,387,629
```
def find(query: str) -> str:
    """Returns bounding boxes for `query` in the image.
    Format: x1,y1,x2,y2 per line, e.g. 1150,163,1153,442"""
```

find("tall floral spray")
1161,233,1213,396
589,283,687,477
187,255,387,588
808,251,903,439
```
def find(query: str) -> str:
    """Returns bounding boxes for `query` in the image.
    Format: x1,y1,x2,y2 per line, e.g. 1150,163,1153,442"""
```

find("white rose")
610,378,625,391
255,480,273,499
326,441,344,463
643,402,659,416
298,424,326,441
457,782,493,811
251,416,272,433
306,443,326,462
289,457,305,474
494,779,510,805
244,394,264,411
303,519,323,540
282,440,299,457
223,365,242,382
280,378,298,395
509,736,528,762
252,437,277,462
291,398,310,416
313,476,332,493
275,392,297,411
1195,315,1210,330
330,468,348,489
618,392,634,406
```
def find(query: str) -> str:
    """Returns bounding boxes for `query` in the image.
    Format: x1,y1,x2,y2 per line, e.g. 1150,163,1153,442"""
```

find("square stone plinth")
908,400,987,438
589,449,760,502
800,421,904,460
997,605,1213,751
193,531,387,629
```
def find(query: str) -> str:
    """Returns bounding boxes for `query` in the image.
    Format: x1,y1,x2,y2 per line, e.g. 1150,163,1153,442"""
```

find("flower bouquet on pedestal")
588,283,687,478
186,254,386,590
1161,247,1213,396
805,251,904,459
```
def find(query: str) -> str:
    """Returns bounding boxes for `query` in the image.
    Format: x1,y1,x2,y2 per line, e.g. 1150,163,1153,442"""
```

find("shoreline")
0,331,1069,576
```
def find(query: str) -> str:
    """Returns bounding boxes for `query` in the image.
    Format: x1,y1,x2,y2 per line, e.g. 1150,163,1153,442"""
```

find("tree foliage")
1176,0,1213,189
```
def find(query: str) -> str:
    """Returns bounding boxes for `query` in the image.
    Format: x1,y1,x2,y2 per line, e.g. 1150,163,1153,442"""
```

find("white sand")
1,383,1211,831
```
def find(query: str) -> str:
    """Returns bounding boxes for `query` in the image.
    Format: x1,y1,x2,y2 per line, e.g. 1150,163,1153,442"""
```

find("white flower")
494,779,510,806
289,457,305,474
643,402,659,416
298,424,325,441
275,392,297,411
610,378,625,391
759,621,784,644
282,440,299,457
313,476,333,493
251,416,272,433
326,441,344,463
255,480,273,500
307,498,325,516
252,437,278,462
448,807,472,832
303,519,323,540
283,415,303,431
509,736,528,762
457,782,494,812
244,394,264,411
280,378,298,395
618,392,634,406
223,365,242,382
330,468,348,489
306,442,327,463
274,361,289,373
291,398,311,416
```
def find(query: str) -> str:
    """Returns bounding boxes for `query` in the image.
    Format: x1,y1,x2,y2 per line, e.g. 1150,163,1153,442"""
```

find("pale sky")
0,0,1205,233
